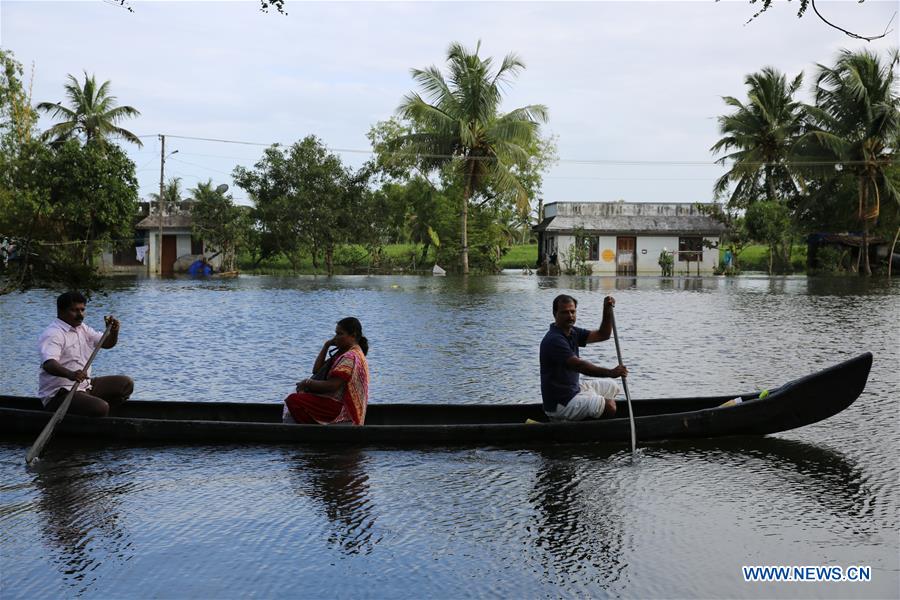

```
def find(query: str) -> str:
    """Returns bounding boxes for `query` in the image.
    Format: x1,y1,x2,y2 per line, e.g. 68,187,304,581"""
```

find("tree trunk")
784,235,793,273
862,221,871,276
888,226,899,278
860,180,871,276
768,246,773,275
325,246,334,276
461,160,476,275
765,165,776,203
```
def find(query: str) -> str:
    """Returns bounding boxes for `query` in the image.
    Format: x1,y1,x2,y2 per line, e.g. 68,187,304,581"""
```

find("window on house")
678,237,703,262
545,236,557,256
576,236,600,261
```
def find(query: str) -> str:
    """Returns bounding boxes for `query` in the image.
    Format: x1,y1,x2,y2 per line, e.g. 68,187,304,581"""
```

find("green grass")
239,243,540,274
240,242,810,275
500,244,537,269
724,244,807,272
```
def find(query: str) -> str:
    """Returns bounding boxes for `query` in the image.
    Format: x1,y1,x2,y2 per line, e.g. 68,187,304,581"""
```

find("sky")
1,1,897,207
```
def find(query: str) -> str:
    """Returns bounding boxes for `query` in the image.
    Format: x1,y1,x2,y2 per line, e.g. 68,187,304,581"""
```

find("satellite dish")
215,184,229,194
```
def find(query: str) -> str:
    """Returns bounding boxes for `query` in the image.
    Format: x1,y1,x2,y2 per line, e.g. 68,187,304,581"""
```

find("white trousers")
546,378,622,421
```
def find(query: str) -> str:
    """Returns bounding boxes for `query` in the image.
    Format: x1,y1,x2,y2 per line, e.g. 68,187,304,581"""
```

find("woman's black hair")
337,317,368,355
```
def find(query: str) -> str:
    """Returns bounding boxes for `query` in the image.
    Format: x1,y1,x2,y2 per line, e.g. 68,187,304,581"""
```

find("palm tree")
149,177,184,212
36,72,142,147
711,67,807,207
802,49,900,275
393,42,548,274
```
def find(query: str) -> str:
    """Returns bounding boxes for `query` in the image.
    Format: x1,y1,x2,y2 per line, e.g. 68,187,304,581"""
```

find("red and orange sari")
284,346,370,425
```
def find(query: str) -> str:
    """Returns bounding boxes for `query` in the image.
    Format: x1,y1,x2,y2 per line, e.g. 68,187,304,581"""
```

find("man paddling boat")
540,294,627,421
37,291,133,417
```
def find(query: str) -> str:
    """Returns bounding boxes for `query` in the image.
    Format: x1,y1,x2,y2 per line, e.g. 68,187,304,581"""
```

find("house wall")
98,250,146,273
553,234,720,274
145,230,192,274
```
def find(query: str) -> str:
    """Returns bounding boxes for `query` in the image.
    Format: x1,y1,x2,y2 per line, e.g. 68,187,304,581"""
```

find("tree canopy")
389,41,548,273
37,72,142,147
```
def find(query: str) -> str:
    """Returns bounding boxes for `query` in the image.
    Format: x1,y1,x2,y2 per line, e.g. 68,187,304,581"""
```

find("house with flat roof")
95,201,225,275
534,201,727,275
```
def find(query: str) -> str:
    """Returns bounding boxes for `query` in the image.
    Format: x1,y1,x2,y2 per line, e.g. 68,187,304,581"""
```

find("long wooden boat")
0,353,872,447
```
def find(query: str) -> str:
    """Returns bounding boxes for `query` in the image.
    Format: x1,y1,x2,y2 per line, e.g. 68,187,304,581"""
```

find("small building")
97,202,151,274
534,201,727,275
806,232,891,271
96,201,224,275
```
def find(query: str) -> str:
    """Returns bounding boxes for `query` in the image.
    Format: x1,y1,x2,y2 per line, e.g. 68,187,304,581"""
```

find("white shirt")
37,318,103,403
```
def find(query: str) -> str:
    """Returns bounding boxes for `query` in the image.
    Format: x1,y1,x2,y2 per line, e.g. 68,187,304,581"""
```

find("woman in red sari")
284,317,370,425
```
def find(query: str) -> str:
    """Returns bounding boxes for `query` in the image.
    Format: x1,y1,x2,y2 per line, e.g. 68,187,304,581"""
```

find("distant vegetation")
1,44,897,294
708,48,898,276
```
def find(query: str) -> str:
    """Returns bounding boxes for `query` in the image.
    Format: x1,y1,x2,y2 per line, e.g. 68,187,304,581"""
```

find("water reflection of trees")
288,449,379,555
32,453,133,594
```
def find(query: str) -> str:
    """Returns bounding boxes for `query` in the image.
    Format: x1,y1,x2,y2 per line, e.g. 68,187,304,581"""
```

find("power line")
132,132,895,168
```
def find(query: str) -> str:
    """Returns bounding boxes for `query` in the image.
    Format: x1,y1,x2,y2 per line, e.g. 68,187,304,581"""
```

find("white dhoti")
545,378,622,421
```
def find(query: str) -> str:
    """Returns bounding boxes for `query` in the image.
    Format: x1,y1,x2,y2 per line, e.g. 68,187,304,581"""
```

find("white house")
96,201,224,275
534,201,727,275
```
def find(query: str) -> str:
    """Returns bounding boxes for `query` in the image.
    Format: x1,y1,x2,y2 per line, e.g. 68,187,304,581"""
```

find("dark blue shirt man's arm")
585,296,616,344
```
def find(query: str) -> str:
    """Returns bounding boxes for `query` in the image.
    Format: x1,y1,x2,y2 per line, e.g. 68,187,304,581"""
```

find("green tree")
0,50,38,152
233,136,358,275
392,41,548,274
367,118,422,183
696,201,750,273
149,177,184,211
36,72,142,147
0,139,139,291
801,48,900,275
711,67,807,208
745,200,792,274
513,133,558,242
189,180,249,271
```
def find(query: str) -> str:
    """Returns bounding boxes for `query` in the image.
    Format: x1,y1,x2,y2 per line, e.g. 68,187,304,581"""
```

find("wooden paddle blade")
25,390,76,464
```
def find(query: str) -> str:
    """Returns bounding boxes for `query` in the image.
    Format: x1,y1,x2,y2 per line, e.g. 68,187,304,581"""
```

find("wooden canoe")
0,353,872,447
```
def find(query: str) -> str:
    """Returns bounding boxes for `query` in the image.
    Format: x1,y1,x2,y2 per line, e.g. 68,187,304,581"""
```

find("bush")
333,244,369,268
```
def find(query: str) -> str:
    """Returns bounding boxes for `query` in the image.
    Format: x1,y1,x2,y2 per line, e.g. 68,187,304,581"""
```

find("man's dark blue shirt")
540,324,588,412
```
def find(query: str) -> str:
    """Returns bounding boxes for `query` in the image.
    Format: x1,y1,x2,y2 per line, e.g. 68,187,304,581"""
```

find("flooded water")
1,274,897,598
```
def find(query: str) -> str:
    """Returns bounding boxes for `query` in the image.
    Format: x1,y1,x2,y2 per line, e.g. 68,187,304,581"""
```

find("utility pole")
157,134,165,275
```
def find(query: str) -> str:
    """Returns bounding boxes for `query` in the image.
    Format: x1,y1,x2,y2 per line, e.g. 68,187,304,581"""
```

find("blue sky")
2,1,897,206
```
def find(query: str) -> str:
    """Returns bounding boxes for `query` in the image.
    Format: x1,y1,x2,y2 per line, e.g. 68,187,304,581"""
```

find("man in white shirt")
38,291,133,417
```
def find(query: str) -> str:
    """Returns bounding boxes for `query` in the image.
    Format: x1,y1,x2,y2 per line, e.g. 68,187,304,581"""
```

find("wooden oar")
26,322,114,465
609,306,637,454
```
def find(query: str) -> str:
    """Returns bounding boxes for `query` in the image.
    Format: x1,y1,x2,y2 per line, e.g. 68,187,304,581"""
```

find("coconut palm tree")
393,41,548,273
36,72,142,147
711,67,808,207
802,48,900,275
149,177,184,212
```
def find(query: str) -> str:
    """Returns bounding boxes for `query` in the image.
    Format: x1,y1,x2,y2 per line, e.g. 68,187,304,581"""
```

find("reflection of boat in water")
525,436,873,584
0,353,872,446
